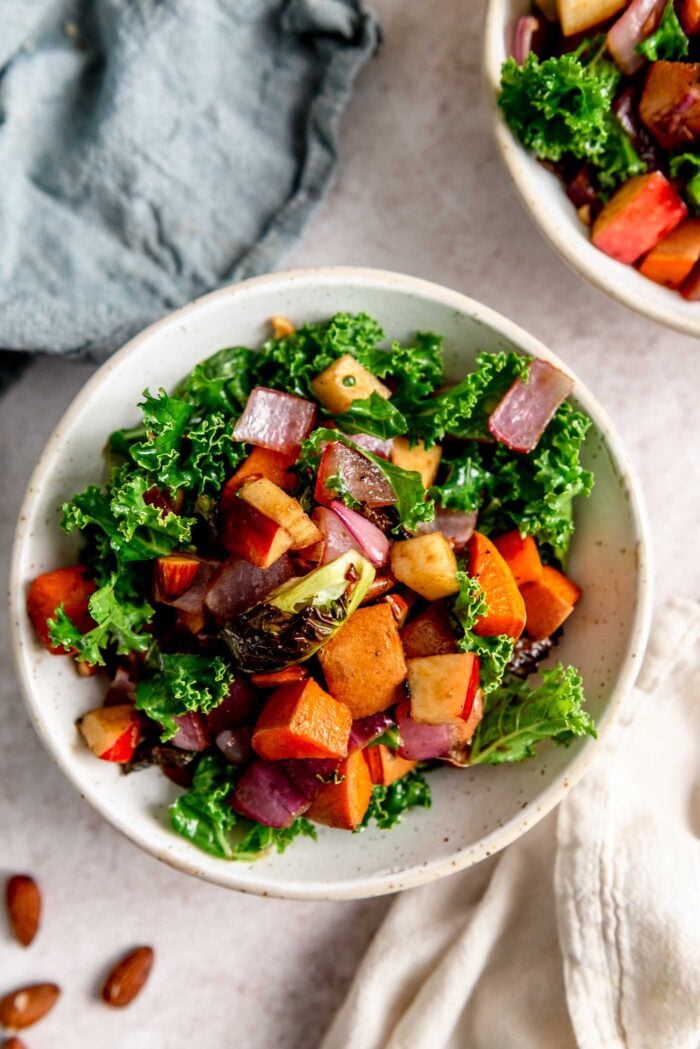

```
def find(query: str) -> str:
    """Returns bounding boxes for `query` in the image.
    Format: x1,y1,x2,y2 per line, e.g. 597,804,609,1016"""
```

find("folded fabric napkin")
0,0,379,361
322,598,700,1049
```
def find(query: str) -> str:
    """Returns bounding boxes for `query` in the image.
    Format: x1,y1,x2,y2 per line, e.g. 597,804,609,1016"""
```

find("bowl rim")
9,266,653,899
483,0,700,339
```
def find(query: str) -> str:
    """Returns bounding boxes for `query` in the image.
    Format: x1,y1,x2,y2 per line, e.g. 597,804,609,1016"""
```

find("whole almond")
4,1038,29,1049
102,946,154,1007
0,983,59,1030
5,877,41,948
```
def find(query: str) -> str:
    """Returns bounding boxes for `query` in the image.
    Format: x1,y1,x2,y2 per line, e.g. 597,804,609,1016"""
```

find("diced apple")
310,355,391,415
77,704,140,762
681,0,700,34
638,218,700,288
220,496,294,568
390,437,442,489
364,745,417,786
399,603,458,658
461,688,484,744
407,653,478,725
153,555,201,602
237,478,321,550
592,172,687,265
639,62,700,152
390,532,459,601
556,0,626,36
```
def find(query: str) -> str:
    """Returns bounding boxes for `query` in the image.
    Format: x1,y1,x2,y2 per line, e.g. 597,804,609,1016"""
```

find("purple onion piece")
349,712,395,751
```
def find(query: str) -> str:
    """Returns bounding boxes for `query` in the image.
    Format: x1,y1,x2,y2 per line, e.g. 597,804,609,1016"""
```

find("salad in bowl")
25,310,597,863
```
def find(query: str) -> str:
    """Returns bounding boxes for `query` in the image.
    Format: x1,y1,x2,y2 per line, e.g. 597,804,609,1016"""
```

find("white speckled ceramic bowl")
484,0,700,337
10,268,652,899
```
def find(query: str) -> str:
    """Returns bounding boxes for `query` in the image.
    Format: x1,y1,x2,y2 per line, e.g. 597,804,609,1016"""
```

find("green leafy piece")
499,44,645,192
355,332,445,412
229,818,317,861
177,346,262,415
136,653,234,741
367,725,402,751
169,755,239,859
406,351,529,447
670,152,700,211
449,572,515,694
359,770,432,830
47,571,154,666
169,755,317,860
430,450,492,513
469,664,596,765
127,389,194,482
298,428,434,533
333,392,409,439
636,1,688,61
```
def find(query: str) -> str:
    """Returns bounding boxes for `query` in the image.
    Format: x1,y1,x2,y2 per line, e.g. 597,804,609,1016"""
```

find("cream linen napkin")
322,599,700,1049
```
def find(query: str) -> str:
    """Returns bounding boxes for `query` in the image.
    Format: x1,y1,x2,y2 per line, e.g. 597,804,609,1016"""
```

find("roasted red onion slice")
396,701,452,761
330,501,389,567
349,712,395,751
511,14,545,64
488,359,573,454
230,760,314,828
312,506,361,565
315,441,396,508
418,507,477,550
206,679,261,734
607,0,667,76
233,387,317,454
346,432,393,459
171,712,211,752
216,727,254,766
204,555,296,624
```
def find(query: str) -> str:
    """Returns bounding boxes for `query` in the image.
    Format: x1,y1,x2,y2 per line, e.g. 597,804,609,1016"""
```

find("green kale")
354,332,445,412
430,450,492,513
636,1,688,61
359,769,432,830
367,725,402,751
406,352,528,447
169,755,317,860
298,428,435,534
177,346,262,415
499,43,645,192
136,652,234,741
47,570,154,666
670,152,700,211
469,664,596,765
333,392,409,439
449,573,515,694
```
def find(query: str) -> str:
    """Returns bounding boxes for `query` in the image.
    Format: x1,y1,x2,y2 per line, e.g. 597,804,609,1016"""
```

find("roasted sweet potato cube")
521,565,582,642
318,603,407,718
364,745,417,786
399,603,458,658
592,172,687,265
223,447,298,498
681,0,700,34
252,679,352,761
639,219,700,287
390,438,442,489
306,749,373,830
27,566,96,654
640,62,700,152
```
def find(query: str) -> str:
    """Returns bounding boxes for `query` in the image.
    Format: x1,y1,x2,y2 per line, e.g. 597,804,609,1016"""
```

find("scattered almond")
102,946,154,1007
0,983,59,1030
4,1038,29,1049
5,876,41,947
270,315,295,339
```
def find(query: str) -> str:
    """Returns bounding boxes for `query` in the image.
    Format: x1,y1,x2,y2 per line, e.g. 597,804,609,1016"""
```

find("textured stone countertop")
2,1,699,1046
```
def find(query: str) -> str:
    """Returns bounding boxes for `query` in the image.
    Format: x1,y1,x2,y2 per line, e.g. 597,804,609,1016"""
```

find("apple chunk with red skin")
153,554,201,602
220,495,293,569
592,172,687,265
407,652,480,725
77,704,140,762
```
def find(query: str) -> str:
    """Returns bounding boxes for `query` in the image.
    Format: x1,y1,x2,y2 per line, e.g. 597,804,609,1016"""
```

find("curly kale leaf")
135,652,234,741
469,664,596,765
449,573,514,694
636,1,688,61
359,769,432,830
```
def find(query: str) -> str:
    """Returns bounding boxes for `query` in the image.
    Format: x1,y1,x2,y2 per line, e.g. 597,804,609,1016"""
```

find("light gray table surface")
2,2,699,1046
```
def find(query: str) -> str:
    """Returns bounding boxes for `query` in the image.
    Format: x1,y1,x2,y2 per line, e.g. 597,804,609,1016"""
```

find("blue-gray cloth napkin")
0,0,379,370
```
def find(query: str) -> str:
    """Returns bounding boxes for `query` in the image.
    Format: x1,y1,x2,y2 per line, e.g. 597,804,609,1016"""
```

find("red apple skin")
592,172,687,265
77,705,141,763
153,555,201,602
461,656,481,720
219,496,292,568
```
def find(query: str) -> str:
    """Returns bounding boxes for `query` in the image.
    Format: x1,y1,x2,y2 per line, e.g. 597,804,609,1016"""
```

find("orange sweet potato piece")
520,565,582,641
251,665,309,688
638,218,700,288
318,603,407,719
592,172,687,265
681,0,700,33
639,62,700,152
467,532,526,640
364,745,417,786
27,566,96,654
492,530,543,586
306,749,373,830
252,678,351,761
399,603,458,658
222,447,298,501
